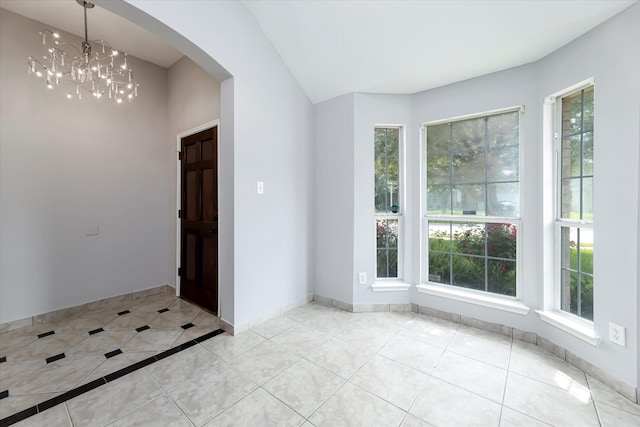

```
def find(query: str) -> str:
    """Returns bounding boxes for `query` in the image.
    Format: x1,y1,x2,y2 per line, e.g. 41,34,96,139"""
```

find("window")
556,85,594,320
375,127,402,279
424,109,521,297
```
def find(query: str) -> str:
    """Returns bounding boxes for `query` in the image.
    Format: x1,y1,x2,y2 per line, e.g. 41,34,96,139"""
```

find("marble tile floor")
1,300,639,426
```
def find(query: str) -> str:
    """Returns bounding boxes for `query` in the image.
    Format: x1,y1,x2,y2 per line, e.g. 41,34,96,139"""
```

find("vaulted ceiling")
2,0,636,103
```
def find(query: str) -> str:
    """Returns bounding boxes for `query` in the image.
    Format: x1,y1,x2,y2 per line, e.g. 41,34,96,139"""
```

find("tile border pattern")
312,294,640,406
0,329,225,427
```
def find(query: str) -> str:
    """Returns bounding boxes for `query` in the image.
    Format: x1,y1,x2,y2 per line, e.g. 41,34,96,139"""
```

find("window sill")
536,310,600,346
371,282,411,292
416,283,530,315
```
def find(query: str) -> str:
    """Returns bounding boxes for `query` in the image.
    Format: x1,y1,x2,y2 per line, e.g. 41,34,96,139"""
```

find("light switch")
85,225,99,236
257,181,264,195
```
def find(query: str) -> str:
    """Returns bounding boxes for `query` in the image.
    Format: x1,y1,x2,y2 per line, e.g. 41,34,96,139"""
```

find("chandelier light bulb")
25,0,139,105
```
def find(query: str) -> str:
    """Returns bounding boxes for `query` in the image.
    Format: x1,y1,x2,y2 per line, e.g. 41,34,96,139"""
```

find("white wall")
353,94,412,305
536,2,639,389
314,94,355,304
409,64,541,331
0,9,172,322
102,0,315,328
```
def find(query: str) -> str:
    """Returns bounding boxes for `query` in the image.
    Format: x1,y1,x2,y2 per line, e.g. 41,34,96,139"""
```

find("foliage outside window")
375,127,401,278
425,110,520,297
557,86,594,320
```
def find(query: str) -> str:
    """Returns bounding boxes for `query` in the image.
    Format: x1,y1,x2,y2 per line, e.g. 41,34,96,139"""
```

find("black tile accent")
0,329,224,427
135,325,150,333
45,353,65,364
0,405,37,427
0,357,6,363
104,349,122,359
181,322,195,330
37,378,106,412
104,357,156,383
37,330,55,339
194,329,225,343
158,308,170,313
117,310,130,316
88,327,104,335
155,340,197,361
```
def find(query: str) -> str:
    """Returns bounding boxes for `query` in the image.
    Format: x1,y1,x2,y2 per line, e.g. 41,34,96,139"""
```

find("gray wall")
313,4,639,388
0,9,172,322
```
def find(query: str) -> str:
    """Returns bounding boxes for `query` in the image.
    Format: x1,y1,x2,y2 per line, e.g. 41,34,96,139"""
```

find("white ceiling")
1,0,636,103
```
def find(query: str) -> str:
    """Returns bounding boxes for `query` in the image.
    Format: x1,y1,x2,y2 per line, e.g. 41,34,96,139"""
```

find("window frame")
552,81,595,323
374,125,404,281
421,106,525,302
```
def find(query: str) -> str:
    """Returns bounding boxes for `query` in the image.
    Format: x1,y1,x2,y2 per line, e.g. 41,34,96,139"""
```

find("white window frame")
417,107,529,314
537,78,599,346
374,125,404,282
553,81,595,321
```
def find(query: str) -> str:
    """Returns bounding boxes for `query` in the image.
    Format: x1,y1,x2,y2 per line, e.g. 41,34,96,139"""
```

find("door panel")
180,127,218,314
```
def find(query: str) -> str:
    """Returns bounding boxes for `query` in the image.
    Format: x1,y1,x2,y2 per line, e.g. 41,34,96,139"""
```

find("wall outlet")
609,322,626,347
358,272,367,284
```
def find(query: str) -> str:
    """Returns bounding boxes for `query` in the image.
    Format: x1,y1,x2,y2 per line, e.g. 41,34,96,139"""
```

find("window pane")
583,132,593,175
452,117,485,152
487,223,517,259
562,91,584,135
487,183,519,217
487,111,519,148
385,128,399,155
428,221,451,252
581,273,594,321
487,259,516,296
560,227,577,270
426,155,450,184
453,184,485,215
388,249,398,277
579,228,594,275
374,129,386,158
452,223,485,256
582,177,593,220
452,255,485,290
583,86,594,132
375,183,387,213
561,178,580,219
561,135,581,178
487,146,518,182
426,185,451,214
453,151,485,183
426,123,450,154
560,226,593,319
377,249,388,277
560,269,579,316
428,252,450,284
376,219,398,279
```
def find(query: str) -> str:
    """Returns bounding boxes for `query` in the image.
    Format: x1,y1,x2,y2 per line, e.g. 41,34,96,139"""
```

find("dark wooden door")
180,127,218,314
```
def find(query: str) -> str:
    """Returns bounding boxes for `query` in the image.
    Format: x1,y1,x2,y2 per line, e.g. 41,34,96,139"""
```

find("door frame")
176,119,221,315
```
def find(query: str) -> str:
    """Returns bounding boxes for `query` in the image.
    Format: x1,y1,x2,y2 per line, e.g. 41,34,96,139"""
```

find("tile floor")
1,299,639,426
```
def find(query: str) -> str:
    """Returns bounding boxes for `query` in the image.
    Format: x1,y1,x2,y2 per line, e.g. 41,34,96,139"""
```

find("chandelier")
27,0,139,103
